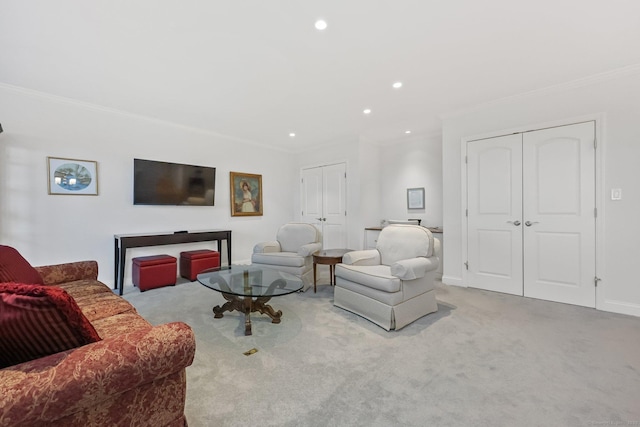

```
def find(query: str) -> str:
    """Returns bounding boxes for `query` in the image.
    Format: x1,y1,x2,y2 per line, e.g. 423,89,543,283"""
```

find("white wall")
0,84,297,290
442,70,640,316
293,136,365,250
379,133,443,228
294,134,444,251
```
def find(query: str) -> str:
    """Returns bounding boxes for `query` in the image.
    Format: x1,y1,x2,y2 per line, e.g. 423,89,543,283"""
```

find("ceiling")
2,1,640,152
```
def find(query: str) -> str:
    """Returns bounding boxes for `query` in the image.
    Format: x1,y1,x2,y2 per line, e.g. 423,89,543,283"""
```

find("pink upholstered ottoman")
180,250,220,281
132,255,177,291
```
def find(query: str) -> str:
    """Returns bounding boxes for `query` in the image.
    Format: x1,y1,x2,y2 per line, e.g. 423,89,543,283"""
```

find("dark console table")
114,229,232,295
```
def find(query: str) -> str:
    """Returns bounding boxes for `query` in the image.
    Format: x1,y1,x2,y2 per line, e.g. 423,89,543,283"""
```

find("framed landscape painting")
47,157,99,196
230,172,262,216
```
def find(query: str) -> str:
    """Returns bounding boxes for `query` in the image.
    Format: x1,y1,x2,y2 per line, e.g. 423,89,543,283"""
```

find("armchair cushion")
334,264,401,293
342,249,381,266
253,241,281,254
390,257,438,280
276,223,320,252
377,225,434,264
0,245,44,284
0,283,101,368
251,252,307,268
298,242,322,257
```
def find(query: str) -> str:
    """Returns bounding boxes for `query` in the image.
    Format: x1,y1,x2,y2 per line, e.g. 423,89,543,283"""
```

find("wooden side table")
312,249,353,293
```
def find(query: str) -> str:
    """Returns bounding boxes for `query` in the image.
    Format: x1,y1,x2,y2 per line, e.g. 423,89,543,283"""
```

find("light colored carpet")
124,272,640,427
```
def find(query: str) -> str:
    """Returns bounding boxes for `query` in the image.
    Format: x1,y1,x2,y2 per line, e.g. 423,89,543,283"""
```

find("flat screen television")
133,158,216,206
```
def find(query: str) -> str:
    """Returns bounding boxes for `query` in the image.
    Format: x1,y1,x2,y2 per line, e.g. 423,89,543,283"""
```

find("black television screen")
133,158,216,206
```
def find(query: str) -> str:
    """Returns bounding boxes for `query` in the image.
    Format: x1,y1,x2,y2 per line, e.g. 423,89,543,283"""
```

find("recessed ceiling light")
392,82,403,89
363,109,372,115
405,130,412,134
289,132,296,137
315,20,327,30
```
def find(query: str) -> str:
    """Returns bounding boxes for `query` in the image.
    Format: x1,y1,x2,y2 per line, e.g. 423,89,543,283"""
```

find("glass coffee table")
197,266,302,336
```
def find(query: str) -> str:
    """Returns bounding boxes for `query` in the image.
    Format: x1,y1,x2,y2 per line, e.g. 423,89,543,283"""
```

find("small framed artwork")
230,172,263,216
47,157,98,196
407,187,425,210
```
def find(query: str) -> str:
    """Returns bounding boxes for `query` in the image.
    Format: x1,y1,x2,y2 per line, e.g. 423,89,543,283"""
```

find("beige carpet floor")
123,271,640,427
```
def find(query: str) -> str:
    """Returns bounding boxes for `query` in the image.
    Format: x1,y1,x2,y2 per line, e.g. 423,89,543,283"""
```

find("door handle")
315,218,322,221
507,220,521,226
525,221,539,227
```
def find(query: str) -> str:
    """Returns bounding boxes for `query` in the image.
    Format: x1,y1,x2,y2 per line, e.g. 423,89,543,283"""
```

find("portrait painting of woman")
230,172,263,216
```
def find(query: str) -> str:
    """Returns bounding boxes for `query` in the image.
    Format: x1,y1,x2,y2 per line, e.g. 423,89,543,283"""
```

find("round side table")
312,249,353,293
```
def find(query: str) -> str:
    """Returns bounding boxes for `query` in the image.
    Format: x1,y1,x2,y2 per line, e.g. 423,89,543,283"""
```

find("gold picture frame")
47,156,99,196
230,172,262,216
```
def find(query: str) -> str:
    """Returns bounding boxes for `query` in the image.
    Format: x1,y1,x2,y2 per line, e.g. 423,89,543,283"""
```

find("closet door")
301,163,347,249
467,134,523,295
522,122,596,307
467,121,596,308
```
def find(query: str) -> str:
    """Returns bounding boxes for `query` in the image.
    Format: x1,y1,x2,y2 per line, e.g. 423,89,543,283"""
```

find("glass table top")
197,266,303,297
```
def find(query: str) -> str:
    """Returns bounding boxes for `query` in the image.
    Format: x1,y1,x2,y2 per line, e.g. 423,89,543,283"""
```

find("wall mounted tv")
133,158,216,206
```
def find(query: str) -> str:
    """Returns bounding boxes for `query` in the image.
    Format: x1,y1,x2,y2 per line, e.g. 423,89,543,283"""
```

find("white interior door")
301,167,323,231
301,163,347,249
522,122,596,307
467,134,524,295
467,121,596,308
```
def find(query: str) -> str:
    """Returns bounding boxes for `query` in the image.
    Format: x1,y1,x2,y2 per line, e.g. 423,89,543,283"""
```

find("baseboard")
598,299,640,317
442,275,465,287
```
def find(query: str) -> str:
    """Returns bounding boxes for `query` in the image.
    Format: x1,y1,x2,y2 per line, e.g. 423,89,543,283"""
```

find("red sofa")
0,250,196,427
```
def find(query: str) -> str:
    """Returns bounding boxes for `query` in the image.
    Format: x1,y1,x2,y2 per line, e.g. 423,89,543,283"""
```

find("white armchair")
251,223,322,292
334,224,439,330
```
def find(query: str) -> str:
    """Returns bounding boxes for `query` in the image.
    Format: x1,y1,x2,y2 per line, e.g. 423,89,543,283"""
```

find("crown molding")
0,82,294,153
439,63,640,121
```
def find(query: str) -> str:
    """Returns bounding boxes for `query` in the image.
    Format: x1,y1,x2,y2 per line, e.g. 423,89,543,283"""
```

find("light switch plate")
611,188,622,200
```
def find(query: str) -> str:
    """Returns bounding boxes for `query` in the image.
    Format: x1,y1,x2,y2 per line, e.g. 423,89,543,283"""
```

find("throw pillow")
0,245,44,284
0,283,101,368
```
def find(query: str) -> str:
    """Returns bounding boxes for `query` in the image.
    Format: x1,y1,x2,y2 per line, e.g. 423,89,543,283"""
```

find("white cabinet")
364,227,381,249
364,227,443,279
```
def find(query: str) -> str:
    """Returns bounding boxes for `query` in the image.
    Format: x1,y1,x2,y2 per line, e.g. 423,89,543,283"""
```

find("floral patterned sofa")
0,246,196,427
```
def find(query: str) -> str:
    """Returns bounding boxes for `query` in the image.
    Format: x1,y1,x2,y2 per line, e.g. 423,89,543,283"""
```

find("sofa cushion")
0,283,101,368
0,245,44,284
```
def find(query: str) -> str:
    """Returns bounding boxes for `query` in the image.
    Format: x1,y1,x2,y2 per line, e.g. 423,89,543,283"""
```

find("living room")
2,2,640,426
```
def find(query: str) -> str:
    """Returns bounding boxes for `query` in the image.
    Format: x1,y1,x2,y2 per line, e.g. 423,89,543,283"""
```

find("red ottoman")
132,255,177,291
180,250,221,281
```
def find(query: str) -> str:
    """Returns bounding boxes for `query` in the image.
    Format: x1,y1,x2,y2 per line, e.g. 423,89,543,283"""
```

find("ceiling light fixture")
405,130,411,134
315,19,327,31
392,82,403,89
363,109,372,115
289,132,296,137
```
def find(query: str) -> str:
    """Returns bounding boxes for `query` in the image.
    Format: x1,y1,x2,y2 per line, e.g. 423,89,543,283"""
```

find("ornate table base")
213,293,283,336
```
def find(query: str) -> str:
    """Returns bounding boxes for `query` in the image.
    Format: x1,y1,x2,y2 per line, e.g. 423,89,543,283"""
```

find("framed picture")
47,157,98,196
407,187,425,209
230,172,263,216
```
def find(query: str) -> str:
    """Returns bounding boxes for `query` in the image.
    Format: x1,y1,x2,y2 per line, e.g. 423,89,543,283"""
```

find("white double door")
467,121,596,307
300,163,347,249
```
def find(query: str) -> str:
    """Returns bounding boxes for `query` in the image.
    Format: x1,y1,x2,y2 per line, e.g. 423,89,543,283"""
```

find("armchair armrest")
298,242,322,257
342,249,381,266
35,260,98,285
390,257,438,280
253,241,281,254
0,322,196,425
